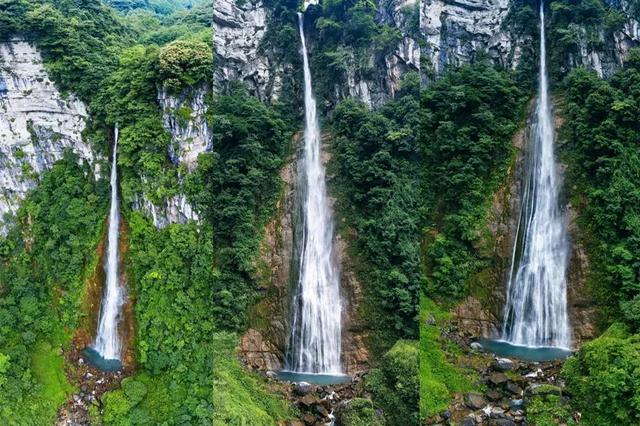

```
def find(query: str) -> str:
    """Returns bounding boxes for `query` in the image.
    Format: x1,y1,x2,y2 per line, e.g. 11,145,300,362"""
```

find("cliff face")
324,0,421,109
213,0,282,101
420,0,520,75
213,0,420,109
0,40,96,231
419,0,639,78
558,0,639,78
132,85,211,228
453,101,598,348
239,134,369,375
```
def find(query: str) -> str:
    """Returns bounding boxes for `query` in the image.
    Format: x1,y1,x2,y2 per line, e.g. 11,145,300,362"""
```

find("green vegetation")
420,63,524,300
0,155,106,423
200,86,291,331
560,51,640,327
555,51,640,426
331,73,421,348
338,398,384,426
211,333,291,425
366,340,419,426
563,324,640,425
419,297,477,419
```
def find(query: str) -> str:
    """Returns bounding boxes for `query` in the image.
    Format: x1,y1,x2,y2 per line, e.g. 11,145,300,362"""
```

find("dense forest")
0,0,639,425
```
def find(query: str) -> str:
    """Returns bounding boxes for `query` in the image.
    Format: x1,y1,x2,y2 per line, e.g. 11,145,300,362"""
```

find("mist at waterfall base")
499,1,571,351
279,13,345,385
85,127,125,372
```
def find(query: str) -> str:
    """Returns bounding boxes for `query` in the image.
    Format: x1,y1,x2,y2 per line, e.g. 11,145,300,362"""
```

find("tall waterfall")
501,2,571,349
94,127,125,360
286,12,342,374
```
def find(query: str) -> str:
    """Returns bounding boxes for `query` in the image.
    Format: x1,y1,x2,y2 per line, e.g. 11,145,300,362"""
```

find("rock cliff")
213,0,283,101
453,101,598,348
419,0,639,78
0,40,96,231
239,133,369,375
420,0,520,75
132,85,211,228
213,0,420,108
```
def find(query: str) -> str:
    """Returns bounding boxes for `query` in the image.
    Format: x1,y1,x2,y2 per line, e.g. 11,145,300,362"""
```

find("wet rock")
465,393,487,410
494,358,515,372
470,342,484,351
299,395,316,408
313,403,329,418
488,372,509,386
491,419,516,426
486,390,502,401
294,382,312,396
302,413,316,425
266,370,277,380
460,416,476,426
505,381,522,396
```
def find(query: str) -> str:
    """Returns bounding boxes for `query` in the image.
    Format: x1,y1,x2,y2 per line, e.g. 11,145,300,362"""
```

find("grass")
212,332,293,426
420,296,478,420
26,340,75,421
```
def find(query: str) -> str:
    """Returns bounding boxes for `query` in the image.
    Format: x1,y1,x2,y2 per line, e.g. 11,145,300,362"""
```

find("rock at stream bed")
493,358,515,372
465,393,487,410
294,381,312,396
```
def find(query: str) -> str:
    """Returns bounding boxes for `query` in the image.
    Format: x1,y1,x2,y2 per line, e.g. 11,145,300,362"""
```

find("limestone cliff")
213,0,283,101
419,0,639,78
213,0,420,109
420,0,520,75
132,85,211,228
0,40,97,232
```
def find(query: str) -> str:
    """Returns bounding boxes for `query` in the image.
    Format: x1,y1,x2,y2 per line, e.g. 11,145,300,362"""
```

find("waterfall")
501,2,571,349
94,126,125,361
286,12,342,374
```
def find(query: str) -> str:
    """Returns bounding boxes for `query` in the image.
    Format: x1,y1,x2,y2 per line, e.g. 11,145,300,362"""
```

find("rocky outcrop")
420,0,520,76
131,86,211,228
213,0,284,101
158,86,211,170
213,0,419,109
0,40,96,231
558,0,639,78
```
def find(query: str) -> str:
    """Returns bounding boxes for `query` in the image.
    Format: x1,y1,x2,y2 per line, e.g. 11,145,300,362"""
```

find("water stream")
284,12,343,376
92,126,125,364
501,2,571,349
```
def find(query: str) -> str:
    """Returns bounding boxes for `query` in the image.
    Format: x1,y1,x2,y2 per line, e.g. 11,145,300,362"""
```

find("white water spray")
94,127,125,360
287,12,342,374
502,2,571,349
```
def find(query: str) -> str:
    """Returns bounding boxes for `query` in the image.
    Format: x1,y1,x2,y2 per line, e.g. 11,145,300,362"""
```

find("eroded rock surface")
0,40,96,230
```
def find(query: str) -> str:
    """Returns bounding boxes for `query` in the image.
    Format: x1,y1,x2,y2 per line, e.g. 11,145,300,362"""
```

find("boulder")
505,381,522,396
465,393,487,410
493,358,515,372
488,372,509,386
294,382,312,396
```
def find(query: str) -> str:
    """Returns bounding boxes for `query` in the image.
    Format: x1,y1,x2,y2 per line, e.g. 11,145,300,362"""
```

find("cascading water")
285,12,343,375
93,126,125,361
501,1,571,349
